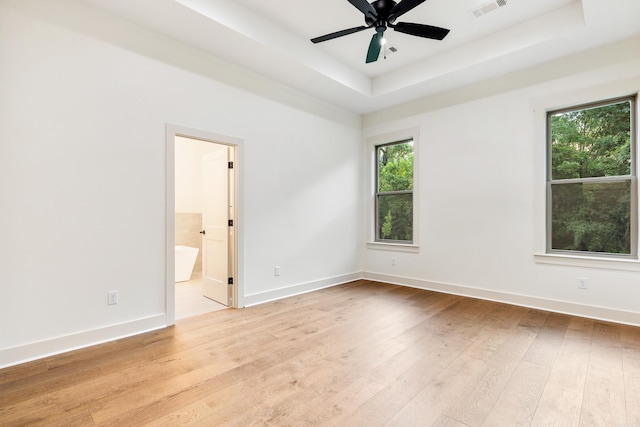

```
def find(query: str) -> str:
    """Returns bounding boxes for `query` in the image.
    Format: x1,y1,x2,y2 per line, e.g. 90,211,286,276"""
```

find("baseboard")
363,271,640,327
5,271,638,369
242,272,363,307
0,314,166,369
0,273,361,369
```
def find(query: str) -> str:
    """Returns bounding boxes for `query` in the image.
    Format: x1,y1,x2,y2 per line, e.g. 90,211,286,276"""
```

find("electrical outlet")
275,266,281,277
578,277,588,290
108,291,118,305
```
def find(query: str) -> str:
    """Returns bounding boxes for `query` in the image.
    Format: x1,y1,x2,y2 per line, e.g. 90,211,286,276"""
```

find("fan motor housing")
365,0,398,26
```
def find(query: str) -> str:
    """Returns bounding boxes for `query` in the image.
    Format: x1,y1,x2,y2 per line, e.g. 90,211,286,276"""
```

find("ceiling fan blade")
366,31,383,63
392,22,450,40
311,25,371,43
347,0,378,20
388,0,427,21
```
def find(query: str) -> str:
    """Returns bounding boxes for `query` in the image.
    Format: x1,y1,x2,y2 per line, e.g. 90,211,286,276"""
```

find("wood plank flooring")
2,280,640,426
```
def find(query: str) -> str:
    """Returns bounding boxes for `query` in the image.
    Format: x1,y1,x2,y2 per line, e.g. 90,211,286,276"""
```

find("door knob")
199,230,206,235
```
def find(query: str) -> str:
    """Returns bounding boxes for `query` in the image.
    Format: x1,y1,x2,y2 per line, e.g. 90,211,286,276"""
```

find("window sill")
534,253,640,271
367,242,420,253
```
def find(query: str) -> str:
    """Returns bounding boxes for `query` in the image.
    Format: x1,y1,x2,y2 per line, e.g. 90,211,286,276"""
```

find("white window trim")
533,82,640,271
534,252,640,271
366,127,420,252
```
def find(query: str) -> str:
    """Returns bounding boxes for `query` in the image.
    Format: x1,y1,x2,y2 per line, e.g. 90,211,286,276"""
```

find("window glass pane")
377,141,414,192
551,100,631,180
377,193,413,242
551,180,631,254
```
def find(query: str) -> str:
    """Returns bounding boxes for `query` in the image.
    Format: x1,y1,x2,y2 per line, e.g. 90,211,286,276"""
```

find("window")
547,96,636,257
375,139,414,243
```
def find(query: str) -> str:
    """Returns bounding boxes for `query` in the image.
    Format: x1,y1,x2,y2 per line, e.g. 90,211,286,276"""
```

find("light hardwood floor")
2,280,640,426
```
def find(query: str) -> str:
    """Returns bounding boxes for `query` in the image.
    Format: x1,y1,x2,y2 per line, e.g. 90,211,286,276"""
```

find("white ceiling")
83,0,640,114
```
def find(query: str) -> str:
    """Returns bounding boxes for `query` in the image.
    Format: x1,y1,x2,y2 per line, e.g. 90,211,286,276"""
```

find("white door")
202,147,230,305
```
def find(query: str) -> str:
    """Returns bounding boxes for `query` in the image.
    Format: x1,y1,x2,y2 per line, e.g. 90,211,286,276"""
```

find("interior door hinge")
228,161,234,169
228,277,234,285
228,219,234,227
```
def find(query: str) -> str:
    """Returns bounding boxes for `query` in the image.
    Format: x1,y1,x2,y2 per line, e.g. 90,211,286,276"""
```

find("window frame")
366,128,420,252
545,95,638,259
375,139,414,244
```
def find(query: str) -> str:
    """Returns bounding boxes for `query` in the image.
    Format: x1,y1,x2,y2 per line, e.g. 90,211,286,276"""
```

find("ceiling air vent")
382,45,398,60
471,0,508,18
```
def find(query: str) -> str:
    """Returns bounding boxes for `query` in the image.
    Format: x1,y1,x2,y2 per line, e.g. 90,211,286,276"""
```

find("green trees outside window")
548,97,635,255
376,140,413,242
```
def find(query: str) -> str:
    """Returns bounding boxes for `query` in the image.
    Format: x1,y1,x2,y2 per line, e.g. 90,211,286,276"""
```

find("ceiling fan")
311,0,450,63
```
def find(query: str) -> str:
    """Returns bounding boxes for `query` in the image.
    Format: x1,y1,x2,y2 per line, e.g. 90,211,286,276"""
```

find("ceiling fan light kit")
311,0,450,63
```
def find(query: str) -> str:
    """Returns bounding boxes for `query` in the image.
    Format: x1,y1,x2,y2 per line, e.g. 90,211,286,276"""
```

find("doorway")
165,125,241,325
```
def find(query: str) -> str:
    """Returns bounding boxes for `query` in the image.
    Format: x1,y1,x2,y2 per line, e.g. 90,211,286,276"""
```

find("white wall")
362,43,640,325
0,1,362,367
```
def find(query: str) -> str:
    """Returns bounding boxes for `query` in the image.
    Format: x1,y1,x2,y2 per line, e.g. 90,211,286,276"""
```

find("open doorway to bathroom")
166,125,240,323
174,136,227,319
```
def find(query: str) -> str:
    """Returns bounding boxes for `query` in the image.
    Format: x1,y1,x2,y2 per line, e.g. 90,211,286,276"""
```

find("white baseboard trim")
363,271,640,327
5,271,639,369
1,273,361,369
0,314,166,369
242,272,362,307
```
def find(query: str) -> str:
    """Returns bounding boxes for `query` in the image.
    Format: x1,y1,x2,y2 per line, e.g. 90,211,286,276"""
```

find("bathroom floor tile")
175,277,228,320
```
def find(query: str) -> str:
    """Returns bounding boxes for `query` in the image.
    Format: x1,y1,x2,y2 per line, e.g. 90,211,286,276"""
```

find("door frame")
165,123,243,325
